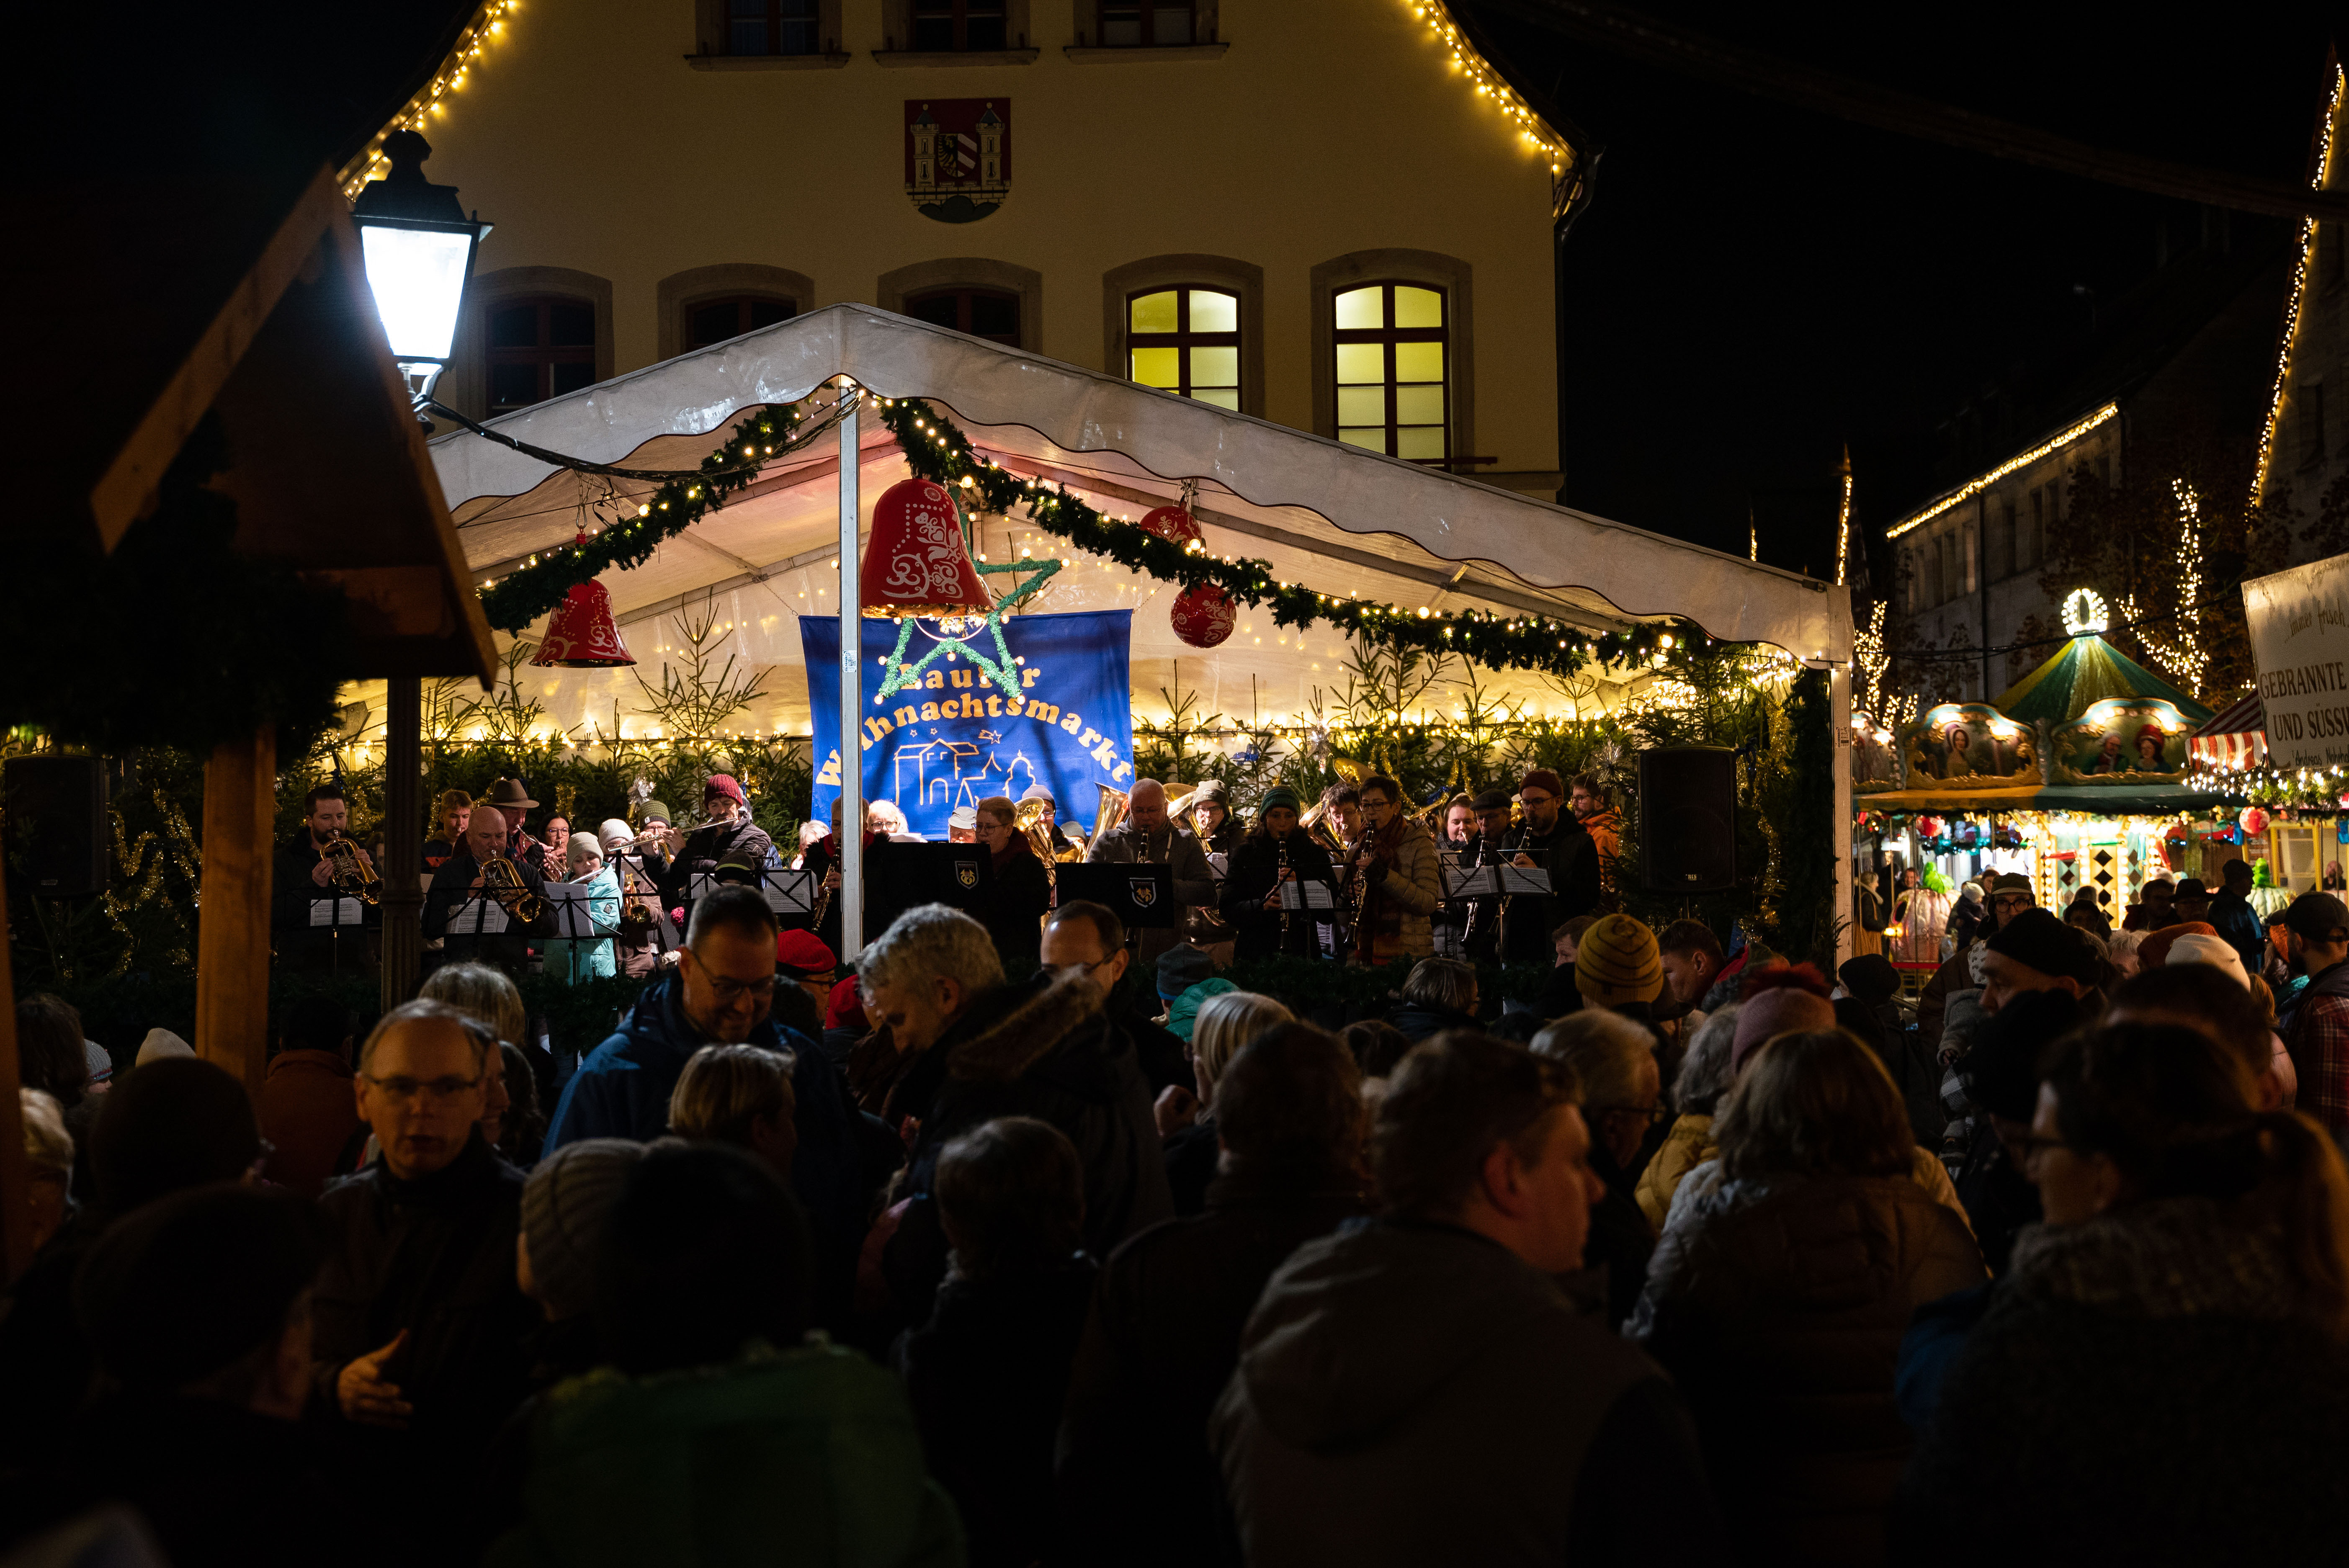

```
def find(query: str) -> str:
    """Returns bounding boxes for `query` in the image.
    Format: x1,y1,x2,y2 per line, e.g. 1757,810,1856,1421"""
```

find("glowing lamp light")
350,130,492,410
2060,588,2109,638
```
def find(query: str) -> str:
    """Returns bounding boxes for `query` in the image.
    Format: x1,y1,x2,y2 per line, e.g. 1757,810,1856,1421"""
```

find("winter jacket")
1579,804,1623,908
485,1342,964,1568
1058,1173,1368,1568
899,1262,1095,1568
424,846,555,973
1213,1219,1725,1568
1162,1115,1221,1217
1344,816,1442,962
258,1048,363,1198
883,972,1173,1321
652,816,777,909
543,865,619,984
1498,817,1604,962
1952,1117,2041,1275
1384,999,1480,1042
1898,1199,2349,1565
1636,1112,1716,1228
1628,1165,1986,1568
1582,1140,1657,1329
2285,955,2349,1130
1086,822,1218,969
2208,887,2267,975
309,1133,540,1494
544,973,871,1328
1218,829,1335,962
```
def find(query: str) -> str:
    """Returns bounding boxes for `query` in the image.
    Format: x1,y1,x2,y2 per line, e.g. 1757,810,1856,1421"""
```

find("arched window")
907,287,1021,345
1333,282,1449,462
729,0,820,53
1125,287,1239,408
685,294,798,350
486,296,596,415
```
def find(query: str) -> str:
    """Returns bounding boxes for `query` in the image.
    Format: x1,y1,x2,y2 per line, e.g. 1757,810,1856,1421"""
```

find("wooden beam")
381,678,423,1009
0,911,33,1283
195,725,276,1101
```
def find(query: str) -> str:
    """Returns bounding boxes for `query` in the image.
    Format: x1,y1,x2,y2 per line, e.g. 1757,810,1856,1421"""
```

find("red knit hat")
775,928,836,978
705,773,748,808
824,976,867,1032
1521,768,1564,798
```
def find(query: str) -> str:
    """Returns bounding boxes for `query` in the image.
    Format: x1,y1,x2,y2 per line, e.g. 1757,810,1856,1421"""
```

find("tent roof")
431,305,1847,664
1994,633,2213,727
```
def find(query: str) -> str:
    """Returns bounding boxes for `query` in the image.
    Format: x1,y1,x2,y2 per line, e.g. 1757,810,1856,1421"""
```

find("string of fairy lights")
2249,60,2345,512
335,0,520,199
1404,2,1578,184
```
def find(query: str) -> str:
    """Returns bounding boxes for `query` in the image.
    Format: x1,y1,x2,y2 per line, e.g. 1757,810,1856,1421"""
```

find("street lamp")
350,129,492,414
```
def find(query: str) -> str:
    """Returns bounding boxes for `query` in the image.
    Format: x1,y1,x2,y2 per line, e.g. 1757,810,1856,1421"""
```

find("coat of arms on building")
905,99,1010,223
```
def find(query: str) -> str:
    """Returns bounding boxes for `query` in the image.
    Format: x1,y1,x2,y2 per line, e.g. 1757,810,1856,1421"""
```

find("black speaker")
1639,746,1738,893
3,755,108,899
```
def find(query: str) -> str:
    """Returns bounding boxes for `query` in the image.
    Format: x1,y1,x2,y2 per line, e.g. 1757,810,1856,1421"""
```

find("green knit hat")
1260,786,1302,815
1574,913,1663,1006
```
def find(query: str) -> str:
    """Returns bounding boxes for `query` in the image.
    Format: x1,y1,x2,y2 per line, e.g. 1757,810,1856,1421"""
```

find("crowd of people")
15,774,2349,1567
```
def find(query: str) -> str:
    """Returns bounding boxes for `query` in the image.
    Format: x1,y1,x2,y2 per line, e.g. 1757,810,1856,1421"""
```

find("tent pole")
838,386,863,962
196,723,277,1102
380,676,422,1007
1831,659,1854,968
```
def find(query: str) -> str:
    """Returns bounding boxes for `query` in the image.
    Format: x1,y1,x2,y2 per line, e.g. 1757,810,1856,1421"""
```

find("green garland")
876,397,1693,678
476,403,807,631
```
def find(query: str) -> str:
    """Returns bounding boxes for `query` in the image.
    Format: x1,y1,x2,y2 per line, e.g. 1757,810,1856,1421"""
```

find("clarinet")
1277,834,1292,947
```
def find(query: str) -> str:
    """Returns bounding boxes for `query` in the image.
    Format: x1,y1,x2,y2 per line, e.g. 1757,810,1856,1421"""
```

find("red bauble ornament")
860,478,991,617
1139,505,1204,548
533,577,636,667
1914,816,1942,839
1170,582,1236,648
2240,806,2270,838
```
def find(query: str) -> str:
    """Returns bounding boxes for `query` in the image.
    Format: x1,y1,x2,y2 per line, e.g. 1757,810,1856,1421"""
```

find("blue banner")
801,610,1135,840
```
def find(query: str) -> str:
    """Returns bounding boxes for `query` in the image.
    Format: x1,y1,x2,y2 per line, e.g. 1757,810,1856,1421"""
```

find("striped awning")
2189,691,2268,769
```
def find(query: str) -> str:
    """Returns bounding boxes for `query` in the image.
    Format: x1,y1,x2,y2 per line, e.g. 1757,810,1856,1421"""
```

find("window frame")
683,295,801,352
879,259,1044,353
1123,286,1240,405
451,267,614,423
1094,0,1196,47
691,0,845,63
904,286,1025,345
658,264,817,363
1330,280,1452,464
1309,250,1477,472
484,296,599,417
1101,255,1262,417
726,0,822,55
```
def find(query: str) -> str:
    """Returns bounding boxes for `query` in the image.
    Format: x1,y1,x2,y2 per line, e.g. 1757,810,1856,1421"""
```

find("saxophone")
480,854,546,924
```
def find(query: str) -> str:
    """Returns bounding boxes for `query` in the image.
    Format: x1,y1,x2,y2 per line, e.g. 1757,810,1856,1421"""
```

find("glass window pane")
1187,290,1237,333
551,361,596,397
1333,287,1384,330
1130,347,1182,387
488,304,539,350
489,362,539,410
1396,426,1446,460
689,302,739,345
1395,384,1445,425
1339,428,1385,451
1152,6,1194,45
1129,290,1179,333
747,297,797,329
1102,18,1143,45
1394,341,1444,382
1337,385,1386,425
966,15,1006,49
968,293,1020,338
1393,286,1444,328
907,294,961,329
730,19,768,54
1335,343,1385,383
1192,387,1241,411
1190,346,1238,387
549,304,595,346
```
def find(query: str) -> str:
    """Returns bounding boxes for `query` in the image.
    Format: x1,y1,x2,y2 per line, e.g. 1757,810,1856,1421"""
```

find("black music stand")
1056,863,1177,929
891,842,995,913
689,866,819,918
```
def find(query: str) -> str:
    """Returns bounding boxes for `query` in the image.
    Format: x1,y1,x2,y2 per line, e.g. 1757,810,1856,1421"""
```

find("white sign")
2242,554,2349,766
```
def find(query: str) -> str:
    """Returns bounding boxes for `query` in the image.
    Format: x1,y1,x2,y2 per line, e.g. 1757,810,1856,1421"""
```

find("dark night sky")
1460,3,2341,575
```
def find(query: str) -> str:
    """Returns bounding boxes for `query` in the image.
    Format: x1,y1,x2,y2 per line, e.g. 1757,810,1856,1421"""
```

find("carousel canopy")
1996,631,2213,728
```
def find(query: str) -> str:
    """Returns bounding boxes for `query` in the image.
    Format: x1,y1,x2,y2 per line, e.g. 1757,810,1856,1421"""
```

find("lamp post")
350,129,492,415
350,130,490,1007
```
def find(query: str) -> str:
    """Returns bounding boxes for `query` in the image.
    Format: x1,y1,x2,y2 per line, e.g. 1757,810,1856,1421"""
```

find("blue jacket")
545,975,874,1312
2207,889,2267,976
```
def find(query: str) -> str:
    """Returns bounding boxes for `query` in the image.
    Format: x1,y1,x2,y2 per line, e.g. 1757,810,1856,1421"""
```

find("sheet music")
1442,865,1500,899
307,897,365,928
688,869,815,915
1279,879,1336,911
1499,865,1553,896
1207,852,1229,880
541,882,603,939
453,896,509,935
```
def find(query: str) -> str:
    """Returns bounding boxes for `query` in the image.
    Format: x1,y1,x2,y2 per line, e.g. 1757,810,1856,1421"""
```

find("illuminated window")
907,287,1021,345
685,295,798,350
1332,283,1448,462
1125,288,1239,409
487,297,595,415
729,0,819,54
913,0,1004,50
1098,2,1193,45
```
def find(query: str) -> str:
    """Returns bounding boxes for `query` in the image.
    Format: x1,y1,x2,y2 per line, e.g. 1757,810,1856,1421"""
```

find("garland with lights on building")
874,397,1693,679
470,399,821,631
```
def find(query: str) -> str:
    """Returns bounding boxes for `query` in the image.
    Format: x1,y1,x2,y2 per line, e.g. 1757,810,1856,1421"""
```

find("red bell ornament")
1170,581,1236,648
861,478,992,618
532,578,636,667
1140,505,1204,548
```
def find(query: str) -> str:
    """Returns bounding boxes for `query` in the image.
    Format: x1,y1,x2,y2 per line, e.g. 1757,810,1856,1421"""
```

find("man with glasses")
872,900,1171,1326
310,999,536,1523
1086,777,1218,971
1499,769,1602,964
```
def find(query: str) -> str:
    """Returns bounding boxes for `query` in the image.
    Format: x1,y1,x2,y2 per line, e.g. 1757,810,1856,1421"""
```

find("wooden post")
381,676,422,1009
0,907,34,1282
196,724,276,1101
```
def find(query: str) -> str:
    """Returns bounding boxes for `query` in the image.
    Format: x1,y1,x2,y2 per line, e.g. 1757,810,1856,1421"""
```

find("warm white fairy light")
2118,479,2208,698
336,0,523,199
1405,2,1580,206
2249,61,2344,511
1886,404,2120,539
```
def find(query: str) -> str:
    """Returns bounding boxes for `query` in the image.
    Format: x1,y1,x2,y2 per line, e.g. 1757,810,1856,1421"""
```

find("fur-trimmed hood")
2006,1197,2302,1322
948,970,1115,1087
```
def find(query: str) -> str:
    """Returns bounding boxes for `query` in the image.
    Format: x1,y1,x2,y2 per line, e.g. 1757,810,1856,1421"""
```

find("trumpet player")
270,783,377,974
1085,778,1217,970
653,775,777,914
422,803,554,976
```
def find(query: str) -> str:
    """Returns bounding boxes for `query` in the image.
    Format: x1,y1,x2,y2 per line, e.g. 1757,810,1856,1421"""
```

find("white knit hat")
136,1028,196,1066
2164,932,2251,990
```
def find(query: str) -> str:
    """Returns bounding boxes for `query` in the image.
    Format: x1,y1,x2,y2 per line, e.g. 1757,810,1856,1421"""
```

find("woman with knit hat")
1218,787,1334,962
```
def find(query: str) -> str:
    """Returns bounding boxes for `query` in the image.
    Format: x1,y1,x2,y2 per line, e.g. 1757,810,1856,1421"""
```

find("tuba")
1015,798,1061,901
480,854,546,925
319,831,382,906
1085,784,1130,858
1299,798,1346,861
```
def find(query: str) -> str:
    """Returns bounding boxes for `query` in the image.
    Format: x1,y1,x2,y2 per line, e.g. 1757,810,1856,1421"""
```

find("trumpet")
1015,798,1061,901
480,854,546,925
1085,783,1130,858
319,831,382,906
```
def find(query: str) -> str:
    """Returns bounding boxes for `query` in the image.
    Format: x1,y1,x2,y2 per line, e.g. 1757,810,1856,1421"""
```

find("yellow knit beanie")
1574,913,1663,1006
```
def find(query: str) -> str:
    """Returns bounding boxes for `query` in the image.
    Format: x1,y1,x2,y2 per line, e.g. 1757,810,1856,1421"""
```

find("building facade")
364,0,1586,497
2254,57,2347,538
